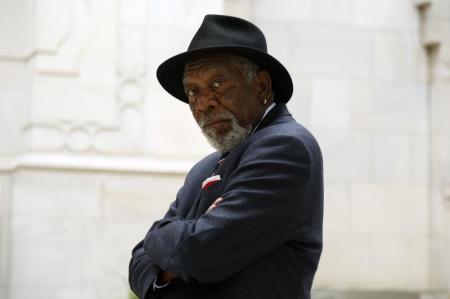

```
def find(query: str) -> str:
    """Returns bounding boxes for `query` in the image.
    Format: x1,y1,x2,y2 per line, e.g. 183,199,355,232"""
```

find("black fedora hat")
156,14,293,103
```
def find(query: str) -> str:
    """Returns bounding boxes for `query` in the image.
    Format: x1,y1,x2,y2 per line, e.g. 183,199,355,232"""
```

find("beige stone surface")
0,175,11,292
313,0,353,25
251,0,313,22
353,0,419,31
351,78,428,131
0,0,34,59
317,130,371,183
323,183,351,233
351,183,428,235
287,75,312,126
6,170,184,299
410,134,429,183
315,232,371,288
0,62,29,155
290,25,373,77
311,77,352,129
370,133,411,183
368,236,429,290
373,31,422,80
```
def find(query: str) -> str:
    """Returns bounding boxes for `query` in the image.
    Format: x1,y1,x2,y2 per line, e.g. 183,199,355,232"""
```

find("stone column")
417,0,450,293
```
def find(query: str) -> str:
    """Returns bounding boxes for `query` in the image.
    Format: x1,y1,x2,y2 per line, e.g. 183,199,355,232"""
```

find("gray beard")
199,111,252,153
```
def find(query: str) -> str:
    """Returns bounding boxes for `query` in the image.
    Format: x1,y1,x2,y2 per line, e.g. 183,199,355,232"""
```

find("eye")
211,80,222,89
185,88,196,97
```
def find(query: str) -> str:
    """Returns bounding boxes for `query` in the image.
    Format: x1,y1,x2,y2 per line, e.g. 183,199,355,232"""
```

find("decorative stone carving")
23,123,65,151
118,79,144,105
67,127,91,152
34,0,91,75
25,0,148,155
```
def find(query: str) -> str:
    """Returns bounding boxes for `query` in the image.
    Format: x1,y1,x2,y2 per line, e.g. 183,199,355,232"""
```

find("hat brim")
156,46,293,104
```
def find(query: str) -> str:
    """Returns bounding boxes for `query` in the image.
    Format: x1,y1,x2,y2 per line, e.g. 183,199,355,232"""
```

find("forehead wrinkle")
183,59,232,86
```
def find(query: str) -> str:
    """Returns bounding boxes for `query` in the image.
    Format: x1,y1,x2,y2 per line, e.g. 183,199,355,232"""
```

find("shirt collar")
250,102,276,135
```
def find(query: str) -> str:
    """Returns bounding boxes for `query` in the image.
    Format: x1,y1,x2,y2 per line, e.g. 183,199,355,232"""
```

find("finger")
206,204,217,214
206,197,224,214
214,197,223,205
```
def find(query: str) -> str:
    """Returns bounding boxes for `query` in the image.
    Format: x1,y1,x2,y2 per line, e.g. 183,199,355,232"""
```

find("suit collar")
252,102,291,133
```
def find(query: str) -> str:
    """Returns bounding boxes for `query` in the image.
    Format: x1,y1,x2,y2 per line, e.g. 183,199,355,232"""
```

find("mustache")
199,111,234,129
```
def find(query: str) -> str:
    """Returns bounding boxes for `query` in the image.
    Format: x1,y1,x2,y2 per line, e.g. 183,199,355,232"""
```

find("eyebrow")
182,67,227,87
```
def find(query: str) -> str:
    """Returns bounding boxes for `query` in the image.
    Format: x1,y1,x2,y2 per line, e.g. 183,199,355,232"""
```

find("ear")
254,70,273,103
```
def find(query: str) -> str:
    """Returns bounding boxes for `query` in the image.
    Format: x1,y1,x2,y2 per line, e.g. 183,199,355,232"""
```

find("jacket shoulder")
250,114,322,162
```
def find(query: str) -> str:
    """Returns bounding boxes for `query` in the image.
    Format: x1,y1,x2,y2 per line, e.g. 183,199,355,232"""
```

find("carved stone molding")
25,0,148,155
0,153,193,175
34,0,91,76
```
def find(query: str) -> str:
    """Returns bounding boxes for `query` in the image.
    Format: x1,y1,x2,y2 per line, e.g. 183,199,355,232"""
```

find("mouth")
202,119,230,129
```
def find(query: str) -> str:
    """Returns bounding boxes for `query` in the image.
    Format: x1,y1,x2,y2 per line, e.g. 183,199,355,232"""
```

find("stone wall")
0,0,449,298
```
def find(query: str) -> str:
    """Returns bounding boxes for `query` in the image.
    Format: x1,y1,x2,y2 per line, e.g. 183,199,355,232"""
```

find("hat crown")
188,14,267,53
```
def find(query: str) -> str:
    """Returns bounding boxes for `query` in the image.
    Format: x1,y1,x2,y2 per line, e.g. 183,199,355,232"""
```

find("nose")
196,89,218,112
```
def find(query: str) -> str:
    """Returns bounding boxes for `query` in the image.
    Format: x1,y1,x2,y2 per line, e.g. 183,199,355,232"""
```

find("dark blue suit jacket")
129,104,323,299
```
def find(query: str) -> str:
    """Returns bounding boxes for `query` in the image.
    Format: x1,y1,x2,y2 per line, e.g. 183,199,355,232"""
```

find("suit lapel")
186,104,291,218
193,153,230,217
185,155,220,219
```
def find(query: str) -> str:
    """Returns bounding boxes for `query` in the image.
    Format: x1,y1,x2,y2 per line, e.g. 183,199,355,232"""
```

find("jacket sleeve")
143,135,312,284
128,192,181,298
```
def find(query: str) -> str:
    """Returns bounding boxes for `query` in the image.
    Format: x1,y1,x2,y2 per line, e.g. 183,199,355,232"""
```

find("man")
129,14,323,299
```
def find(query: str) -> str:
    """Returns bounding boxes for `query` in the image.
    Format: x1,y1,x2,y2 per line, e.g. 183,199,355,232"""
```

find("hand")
206,197,223,214
158,271,177,283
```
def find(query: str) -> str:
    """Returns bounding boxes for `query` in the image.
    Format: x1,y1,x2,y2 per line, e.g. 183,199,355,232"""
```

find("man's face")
183,54,268,152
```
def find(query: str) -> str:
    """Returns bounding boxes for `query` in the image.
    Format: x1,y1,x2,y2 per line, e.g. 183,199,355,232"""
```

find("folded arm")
144,135,311,284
